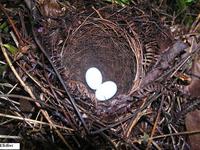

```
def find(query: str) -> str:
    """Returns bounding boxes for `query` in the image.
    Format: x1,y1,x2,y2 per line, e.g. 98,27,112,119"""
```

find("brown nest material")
37,6,148,119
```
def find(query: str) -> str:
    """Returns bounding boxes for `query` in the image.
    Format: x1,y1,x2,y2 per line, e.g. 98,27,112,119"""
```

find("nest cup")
60,18,142,104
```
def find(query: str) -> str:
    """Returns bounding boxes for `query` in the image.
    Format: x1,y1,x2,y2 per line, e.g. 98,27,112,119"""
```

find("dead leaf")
184,54,200,97
185,109,200,150
39,0,65,17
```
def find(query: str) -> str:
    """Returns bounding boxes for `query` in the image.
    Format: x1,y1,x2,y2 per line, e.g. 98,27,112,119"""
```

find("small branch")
150,130,200,140
0,112,74,131
0,135,21,139
141,40,188,87
147,96,165,149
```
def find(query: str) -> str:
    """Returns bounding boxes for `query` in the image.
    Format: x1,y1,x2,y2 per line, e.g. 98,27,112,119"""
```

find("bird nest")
39,8,147,121
33,1,177,125
62,19,138,97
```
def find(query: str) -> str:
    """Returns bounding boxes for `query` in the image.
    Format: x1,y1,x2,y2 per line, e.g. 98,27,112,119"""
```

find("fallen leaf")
39,0,65,17
185,109,200,150
182,44,200,150
3,43,18,55
185,54,200,97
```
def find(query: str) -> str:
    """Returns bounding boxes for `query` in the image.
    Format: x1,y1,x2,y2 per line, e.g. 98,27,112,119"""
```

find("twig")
146,95,165,149
0,135,21,139
125,97,147,138
150,130,200,140
0,112,73,131
0,94,57,110
0,4,21,45
92,6,104,19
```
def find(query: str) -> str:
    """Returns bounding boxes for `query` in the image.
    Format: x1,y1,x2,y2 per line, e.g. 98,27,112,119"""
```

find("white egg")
85,67,102,90
95,81,117,101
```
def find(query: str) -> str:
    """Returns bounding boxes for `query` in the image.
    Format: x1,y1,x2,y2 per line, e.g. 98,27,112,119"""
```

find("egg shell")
95,81,117,101
85,67,103,90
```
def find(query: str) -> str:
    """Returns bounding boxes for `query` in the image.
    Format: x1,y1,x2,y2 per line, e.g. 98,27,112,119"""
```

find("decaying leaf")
185,109,200,150
38,0,66,17
184,51,200,150
184,54,200,97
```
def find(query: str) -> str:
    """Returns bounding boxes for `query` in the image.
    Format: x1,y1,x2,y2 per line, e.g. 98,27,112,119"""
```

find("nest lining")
62,20,137,96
